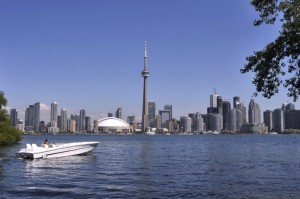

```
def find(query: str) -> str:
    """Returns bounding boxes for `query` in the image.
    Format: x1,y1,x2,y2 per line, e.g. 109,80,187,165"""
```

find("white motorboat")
16,142,99,159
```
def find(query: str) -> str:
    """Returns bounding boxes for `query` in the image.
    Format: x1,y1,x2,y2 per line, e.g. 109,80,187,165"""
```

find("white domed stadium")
97,117,130,133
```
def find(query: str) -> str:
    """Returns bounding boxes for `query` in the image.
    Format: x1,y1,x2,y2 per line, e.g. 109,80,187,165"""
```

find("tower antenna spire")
144,41,147,70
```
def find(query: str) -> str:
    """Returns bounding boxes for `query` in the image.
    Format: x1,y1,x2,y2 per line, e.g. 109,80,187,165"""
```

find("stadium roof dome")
98,117,130,128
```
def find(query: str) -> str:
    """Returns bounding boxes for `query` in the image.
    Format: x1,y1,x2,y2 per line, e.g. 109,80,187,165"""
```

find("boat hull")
16,142,99,159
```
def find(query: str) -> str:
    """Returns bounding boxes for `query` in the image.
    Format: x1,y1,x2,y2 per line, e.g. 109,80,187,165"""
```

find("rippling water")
1,134,300,198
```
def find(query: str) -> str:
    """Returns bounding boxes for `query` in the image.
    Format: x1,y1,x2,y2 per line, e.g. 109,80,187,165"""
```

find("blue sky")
1,0,297,122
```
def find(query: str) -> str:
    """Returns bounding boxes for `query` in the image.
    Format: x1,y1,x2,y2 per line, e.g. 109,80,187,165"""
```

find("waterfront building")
148,102,156,127
284,110,300,130
233,96,240,109
188,113,197,132
68,119,76,133
222,101,231,129
79,109,86,131
127,115,135,125
61,108,68,132
282,102,295,111
108,113,113,117
85,116,91,131
25,102,40,132
263,110,273,132
93,120,98,133
225,109,243,133
248,99,261,124
39,121,46,132
210,92,219,108
217,96,223,116
170,118,180,133
97,117,130,133
210,114,222,132
180,116,192,133
159,110,171,129
156,114,162,129
57,115,61,129
10,108,18,127
50,101,58,126
141,42,150,132
240,123,268,134
164,105,173,120
115,107,122,119
196,116,204,133
17,120,24,132
71,114,80,132
273,108,285,133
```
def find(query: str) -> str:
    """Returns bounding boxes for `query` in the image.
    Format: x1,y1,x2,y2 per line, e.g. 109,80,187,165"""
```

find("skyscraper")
10,109,18,127
79,109,86,131
85,116,91,131
25,102,40,132
115,107,122,119
222,101,231,129
159,110,171,129
233,96,240,109
263,110,273,132
127,115,135,125
273,108,285,133
50,101,58,126
61,108,68,132
210,93,219,108
141,42,150,132
164,105,173,120
148,102,156,127
248,99,261,124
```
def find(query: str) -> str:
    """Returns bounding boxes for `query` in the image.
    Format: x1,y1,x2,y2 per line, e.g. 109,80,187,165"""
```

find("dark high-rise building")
159,110,171,129
108,113,113,117
115,107,122,119
282,103,295,111
222,101,231,129
141,42,150,132
273,108,285,133
85,116,91,131
233,96,240,109
217,96,223,115
148,102,156,127
127,115,135,125
284,110,300,130
10,109,18,127
164,105,173,120
79,109,86,131
263,110,273,132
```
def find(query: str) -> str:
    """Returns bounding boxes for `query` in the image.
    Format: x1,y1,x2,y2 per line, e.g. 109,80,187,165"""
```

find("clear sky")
1,0,298,122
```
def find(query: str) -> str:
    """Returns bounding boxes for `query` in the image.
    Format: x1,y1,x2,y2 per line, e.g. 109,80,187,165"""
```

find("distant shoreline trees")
0,91,23,145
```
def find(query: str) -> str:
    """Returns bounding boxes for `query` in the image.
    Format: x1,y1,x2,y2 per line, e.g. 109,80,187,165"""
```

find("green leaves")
242,0,300,101
0,92,23,145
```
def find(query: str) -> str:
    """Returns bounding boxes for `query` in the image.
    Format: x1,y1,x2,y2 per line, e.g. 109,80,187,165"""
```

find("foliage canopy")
241,0,300,101
0,91,22,145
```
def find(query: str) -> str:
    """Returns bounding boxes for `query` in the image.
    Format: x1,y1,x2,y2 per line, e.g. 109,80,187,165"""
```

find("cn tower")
141,42,150,133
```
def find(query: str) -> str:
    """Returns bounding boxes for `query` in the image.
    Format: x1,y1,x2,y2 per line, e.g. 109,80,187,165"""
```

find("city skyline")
1,1,300,122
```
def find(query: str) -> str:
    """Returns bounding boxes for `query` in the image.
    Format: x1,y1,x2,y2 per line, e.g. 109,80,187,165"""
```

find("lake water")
0,134,299,198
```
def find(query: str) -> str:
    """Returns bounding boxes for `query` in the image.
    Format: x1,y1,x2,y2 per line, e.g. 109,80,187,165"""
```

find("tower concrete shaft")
142,42,150,132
